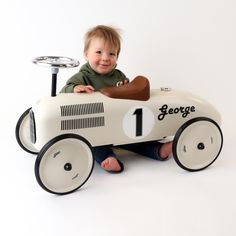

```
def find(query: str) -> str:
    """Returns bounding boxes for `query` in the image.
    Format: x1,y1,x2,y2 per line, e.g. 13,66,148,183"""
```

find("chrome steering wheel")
32,56,79,97
32,56,79,68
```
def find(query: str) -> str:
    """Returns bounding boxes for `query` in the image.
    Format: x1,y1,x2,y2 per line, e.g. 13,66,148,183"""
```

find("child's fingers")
85,86,95,92
74,85,94,93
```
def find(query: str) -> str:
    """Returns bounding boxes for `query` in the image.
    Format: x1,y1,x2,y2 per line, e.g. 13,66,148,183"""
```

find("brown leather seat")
100,76,150,101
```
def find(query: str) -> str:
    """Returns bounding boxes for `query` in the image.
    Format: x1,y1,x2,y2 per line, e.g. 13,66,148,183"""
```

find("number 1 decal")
123,106,154,139
133,108,143,136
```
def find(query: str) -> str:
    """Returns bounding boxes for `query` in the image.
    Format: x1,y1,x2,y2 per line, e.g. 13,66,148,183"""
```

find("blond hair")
84,25,121,56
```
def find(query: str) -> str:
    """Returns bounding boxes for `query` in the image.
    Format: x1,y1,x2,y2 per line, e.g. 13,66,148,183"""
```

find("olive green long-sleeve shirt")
60,63,128,93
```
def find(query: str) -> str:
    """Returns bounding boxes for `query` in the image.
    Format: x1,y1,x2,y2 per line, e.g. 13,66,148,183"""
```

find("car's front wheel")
173,117,223,171
35,134,94,194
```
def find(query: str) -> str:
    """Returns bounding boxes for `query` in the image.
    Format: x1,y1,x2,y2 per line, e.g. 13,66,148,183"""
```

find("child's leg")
119,141,172,161
94,145,124,173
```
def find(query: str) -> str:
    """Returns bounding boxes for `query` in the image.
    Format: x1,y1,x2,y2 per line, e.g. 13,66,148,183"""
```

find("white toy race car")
15,56,223,195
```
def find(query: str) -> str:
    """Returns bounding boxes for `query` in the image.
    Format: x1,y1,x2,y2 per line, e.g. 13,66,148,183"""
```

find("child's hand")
124,79,129,85
116,80,129,86
74,85,95,93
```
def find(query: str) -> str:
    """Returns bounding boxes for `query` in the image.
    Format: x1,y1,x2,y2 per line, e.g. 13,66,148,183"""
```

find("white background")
1,0,236,235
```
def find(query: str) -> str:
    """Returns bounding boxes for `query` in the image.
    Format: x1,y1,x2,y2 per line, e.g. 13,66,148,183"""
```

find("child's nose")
102,53,109,60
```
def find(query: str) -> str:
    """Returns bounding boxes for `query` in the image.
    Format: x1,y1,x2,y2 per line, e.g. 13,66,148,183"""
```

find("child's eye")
96,51,102,54
110,52,116,56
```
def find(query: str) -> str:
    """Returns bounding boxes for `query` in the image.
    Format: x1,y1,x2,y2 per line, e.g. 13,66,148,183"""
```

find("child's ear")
84,51,88,61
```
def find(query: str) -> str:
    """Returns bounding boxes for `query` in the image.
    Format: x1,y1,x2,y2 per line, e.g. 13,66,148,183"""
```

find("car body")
15,57,223,195
31,87,221,150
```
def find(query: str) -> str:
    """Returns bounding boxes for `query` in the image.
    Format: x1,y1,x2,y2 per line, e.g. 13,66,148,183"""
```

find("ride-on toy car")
16,56,223,195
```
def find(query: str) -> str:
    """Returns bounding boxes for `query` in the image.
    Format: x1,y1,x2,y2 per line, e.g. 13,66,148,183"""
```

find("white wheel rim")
175,120,222,170
19,113,38,153
38,138,93,194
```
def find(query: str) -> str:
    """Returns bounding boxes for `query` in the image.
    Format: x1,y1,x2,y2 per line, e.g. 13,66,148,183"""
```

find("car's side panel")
32,89,221,150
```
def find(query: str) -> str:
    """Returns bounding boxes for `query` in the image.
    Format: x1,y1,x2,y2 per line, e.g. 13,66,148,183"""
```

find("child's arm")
60,72,89,93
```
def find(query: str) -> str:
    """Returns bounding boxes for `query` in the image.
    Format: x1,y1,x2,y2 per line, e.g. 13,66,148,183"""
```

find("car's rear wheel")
15,108,38,154
173,117,223,171
35,134,94,194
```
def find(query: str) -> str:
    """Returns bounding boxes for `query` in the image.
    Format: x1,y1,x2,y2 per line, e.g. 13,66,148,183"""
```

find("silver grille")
61,117,105,130
60,103,104,116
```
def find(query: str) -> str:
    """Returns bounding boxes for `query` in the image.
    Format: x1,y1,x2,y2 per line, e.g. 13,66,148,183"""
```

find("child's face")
84,37,118,75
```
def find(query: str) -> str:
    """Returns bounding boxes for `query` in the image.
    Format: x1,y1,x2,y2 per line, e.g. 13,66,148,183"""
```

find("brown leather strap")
100,76,150,101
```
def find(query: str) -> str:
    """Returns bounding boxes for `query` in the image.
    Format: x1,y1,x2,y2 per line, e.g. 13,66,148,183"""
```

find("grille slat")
61,103,104,117
61,117,105,130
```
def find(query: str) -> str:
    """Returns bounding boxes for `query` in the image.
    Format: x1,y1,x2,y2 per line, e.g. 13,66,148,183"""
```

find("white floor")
1,109,236,236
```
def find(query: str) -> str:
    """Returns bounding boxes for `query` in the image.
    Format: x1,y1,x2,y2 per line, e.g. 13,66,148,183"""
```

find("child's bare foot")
159,142,173,160
101,157,122,172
